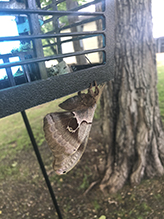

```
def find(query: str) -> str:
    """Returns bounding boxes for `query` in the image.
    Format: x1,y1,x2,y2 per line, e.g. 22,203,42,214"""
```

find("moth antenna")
93,80,97,86
88,83,92,94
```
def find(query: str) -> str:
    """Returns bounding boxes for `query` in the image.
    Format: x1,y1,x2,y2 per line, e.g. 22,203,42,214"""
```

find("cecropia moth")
43,82,104,175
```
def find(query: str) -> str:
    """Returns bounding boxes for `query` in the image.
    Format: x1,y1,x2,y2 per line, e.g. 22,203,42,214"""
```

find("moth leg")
88,83,92,92
78,91,81,96
94,81,99,96
88,83,95,96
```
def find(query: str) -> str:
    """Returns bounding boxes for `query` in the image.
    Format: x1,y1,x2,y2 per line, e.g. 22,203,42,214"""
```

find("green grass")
0,100,57,159
157,64,164,123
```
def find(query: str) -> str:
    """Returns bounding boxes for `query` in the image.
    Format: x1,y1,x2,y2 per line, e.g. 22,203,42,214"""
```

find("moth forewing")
72,104,97,125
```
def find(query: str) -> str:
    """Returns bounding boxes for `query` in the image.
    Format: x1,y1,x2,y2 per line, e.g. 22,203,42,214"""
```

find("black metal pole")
21,110,63,219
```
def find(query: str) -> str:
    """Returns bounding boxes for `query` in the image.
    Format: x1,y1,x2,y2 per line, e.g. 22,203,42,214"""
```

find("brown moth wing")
64,104,97,134
43,112,92,156
53,125,91,175
59,82,100,111
59,92,96,111
68,104,97,132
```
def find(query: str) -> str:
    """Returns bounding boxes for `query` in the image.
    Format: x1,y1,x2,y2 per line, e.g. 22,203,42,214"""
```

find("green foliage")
41,19,56,57
157,65,164,124
0,164,19,180
79,173,89,190
93,200,100,211
99,216,106,219
40,0,52,8
40,0,88,56
57,1,68,25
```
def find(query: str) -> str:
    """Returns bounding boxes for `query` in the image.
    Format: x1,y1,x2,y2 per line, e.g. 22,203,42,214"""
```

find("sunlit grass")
0,98,64,160
157,54,164,123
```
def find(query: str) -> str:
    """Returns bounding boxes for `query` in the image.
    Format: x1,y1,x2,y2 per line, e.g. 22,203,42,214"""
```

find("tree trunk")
100,0,164,194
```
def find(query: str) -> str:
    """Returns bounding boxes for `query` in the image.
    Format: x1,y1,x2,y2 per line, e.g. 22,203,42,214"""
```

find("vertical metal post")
27,0,47,79
3,57,16,86
21,110,63,219
52,0,63,62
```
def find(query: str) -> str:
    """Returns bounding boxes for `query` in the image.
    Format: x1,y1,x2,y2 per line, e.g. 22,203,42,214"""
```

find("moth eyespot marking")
63,170,66,174
67,126,78,133
67,126,73,132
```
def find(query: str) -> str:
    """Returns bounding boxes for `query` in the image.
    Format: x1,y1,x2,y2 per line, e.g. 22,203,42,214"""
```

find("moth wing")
59,94,84,111
59,93,96,111
59,82,104,112
43,112,90,156
53,126,91,175
72,104,97,125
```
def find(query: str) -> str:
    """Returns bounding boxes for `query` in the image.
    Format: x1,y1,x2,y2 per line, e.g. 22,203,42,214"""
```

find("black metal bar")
43,33,103,48
21,110,63,219
2,57,16,86
0,51,33,59
43,16,54,25
0,30,104,41
59,16,103,31
52,0,63,62
45,16,104,35
41,3,53,10
27,0,47,79
65,0,103,12
0,62,114,119
0,8,103,16
0,48,104,68
60,34,104,46
55,0,67,5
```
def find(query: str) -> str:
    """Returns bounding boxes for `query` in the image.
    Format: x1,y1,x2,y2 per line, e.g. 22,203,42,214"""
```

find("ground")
0,120,164,219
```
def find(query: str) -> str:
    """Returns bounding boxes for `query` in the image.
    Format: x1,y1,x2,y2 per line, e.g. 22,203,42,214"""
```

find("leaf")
11,161,18,168
99,216,106,219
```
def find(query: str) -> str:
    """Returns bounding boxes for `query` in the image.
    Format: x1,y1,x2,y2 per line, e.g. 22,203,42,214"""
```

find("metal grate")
0,0,114,118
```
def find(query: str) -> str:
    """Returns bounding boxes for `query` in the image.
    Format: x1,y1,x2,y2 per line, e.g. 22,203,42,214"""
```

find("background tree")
66,0,87,65
100,0,164,194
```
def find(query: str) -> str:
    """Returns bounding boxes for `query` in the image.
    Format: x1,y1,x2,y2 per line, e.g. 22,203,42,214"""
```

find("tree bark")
100,0,164,194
